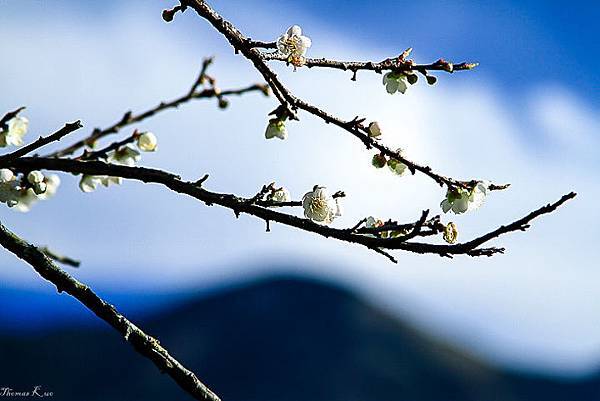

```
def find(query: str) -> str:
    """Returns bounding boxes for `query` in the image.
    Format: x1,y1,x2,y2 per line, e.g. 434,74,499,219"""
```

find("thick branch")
5,157,575,260
0,221,220,401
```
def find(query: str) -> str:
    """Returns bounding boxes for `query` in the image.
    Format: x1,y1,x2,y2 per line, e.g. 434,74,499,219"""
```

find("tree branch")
38,246,81,268
261,53,478,74
0,221,220,401
4,156,575,260
0,106,26,128
175,0,505,192
0,121,82,162
46,65,268,158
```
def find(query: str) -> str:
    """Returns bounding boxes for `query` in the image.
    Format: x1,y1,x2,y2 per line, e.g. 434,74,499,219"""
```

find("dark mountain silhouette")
0,275,598,401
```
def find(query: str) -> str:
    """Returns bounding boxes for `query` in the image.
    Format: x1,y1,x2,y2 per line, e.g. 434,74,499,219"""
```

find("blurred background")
0,0,599,400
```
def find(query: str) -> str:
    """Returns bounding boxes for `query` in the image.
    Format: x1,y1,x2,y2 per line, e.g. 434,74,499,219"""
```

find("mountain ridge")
1,275,598,401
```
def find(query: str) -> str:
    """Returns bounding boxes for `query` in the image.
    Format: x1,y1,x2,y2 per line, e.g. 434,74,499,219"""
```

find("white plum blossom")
368,121,382,138
387,149,408,176
468,181,489,210
13,173,60,212
365,216,382,228
13,188,39,212
365,216,388,238
440,181,489,214
79,145,142,191
79,174,123,193
79,177,105,193
0,116,29,147
277,25,312,57
277,25,312,66
302,186,341,224
27,170,47,195
27,170,44,184
382,71,409,94
267,187,291,203
265,118,287,140
137,131,158,152
79,175,101,193
0,169,20,207
0,170,61,211
101,176,123,187
109,145,141,167
37,174,60,200
441,190,469,214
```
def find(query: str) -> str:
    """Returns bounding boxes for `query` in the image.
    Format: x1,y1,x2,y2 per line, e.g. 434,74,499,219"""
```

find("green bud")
426,75,437,85
387,158,408,175
407,73,418,85
372,154,387,168
162,9,174,22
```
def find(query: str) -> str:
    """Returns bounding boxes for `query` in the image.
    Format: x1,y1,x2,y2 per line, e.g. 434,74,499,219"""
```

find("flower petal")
287,25,302,36
441,199,452,213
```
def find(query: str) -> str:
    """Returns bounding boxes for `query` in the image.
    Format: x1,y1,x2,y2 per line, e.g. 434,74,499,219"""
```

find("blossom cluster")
79,132,157,192
0,114,60,211
440,181,489,214
0,168,60,212
0,118,159,211
382,71,419,95
371,148,409,176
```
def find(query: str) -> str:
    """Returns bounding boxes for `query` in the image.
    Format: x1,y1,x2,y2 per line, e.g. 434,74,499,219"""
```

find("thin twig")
38,246,81,268
78,131,138,161
261,53,478,74
0,121,82,162
0,106,26,128
46,75,267,158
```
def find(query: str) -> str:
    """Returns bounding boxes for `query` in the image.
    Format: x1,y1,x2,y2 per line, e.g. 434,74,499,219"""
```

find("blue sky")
0,0,599,376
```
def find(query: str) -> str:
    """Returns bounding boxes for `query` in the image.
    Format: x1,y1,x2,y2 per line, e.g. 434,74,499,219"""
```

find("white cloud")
0,0,599,376
528,85,600,156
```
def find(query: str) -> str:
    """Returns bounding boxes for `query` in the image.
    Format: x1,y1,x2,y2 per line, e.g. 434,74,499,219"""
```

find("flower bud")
32,182,47,195
218,98,229,109
406,73,418,85
265,118,288,140
27,170,44,184
443,222,458,244
426,75,437,85
267,187,291,203
137,132,158,152
368,122,382,138
387,149,408,176
371,153,387,168
0,169,14,182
